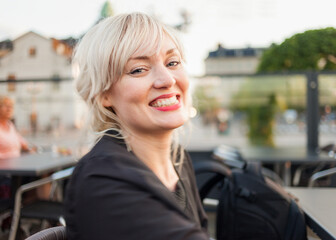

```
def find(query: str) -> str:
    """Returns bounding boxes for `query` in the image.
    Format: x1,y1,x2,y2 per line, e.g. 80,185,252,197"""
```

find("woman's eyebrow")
129,56,149,61
166,48,178,55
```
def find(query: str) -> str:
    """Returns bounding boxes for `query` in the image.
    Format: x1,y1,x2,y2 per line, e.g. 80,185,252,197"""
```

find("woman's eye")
167,61,180,67
129,68,145,75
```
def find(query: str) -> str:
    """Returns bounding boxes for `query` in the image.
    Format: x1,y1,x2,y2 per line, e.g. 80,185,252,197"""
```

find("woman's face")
103,35,189,136
0,98,14,121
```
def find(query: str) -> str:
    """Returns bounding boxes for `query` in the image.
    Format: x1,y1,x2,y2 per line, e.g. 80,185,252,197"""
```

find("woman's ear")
101,93,113,107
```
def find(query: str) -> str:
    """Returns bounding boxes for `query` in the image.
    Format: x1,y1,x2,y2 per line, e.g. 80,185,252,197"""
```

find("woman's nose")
153,65,176,89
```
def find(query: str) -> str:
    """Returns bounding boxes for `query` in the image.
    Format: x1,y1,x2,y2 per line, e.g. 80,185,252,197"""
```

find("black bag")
194,160,307,240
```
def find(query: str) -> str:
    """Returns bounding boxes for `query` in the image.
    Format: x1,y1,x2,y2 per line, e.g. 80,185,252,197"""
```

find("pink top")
0,121,27,160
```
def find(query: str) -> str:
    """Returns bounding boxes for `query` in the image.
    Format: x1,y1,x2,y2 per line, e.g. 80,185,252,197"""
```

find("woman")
0,96,31,201
0,97,49,202
0,96,30,160
65,12,209,240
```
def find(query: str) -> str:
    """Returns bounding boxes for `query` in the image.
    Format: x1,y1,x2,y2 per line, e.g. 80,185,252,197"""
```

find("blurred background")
0,0,335,153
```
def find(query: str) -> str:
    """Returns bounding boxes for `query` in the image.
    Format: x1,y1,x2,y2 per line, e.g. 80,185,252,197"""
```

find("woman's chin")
157,118,188,131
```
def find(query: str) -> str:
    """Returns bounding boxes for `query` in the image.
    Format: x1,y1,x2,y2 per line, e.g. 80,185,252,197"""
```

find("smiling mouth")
149,95,179,108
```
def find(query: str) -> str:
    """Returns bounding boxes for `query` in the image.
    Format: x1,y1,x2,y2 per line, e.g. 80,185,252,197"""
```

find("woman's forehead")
0,98,13,105
130,35,178,59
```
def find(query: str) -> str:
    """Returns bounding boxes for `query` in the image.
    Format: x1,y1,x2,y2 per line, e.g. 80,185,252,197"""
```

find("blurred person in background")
0,96,30,160
0,96,50,203
65,12,209,240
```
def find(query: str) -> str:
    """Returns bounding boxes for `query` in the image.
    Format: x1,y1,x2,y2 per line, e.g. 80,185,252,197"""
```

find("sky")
1,0,336,76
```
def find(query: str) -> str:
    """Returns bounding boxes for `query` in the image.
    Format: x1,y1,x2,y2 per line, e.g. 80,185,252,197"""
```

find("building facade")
204,44,265,76
0,31,81,134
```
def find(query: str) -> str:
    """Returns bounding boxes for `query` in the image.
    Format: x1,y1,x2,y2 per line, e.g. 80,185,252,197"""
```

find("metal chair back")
8,167,74,240
26,226,66,240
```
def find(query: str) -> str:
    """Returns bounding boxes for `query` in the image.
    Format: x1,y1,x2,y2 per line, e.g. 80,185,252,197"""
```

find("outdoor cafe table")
0,152,77,206
285,187,336,240
0,152,76,176
240,146,335,186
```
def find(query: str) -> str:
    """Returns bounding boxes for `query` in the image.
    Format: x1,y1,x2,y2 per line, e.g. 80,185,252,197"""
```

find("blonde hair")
74,12,187,165
0,95,13,106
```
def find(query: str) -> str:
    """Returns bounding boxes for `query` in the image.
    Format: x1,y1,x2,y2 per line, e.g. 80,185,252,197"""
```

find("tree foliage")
257,27,336,72
97,1,114,23
246,93,277,147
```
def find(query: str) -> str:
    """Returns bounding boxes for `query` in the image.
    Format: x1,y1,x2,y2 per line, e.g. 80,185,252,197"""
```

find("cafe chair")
0,177,13,219
8,167,74,240
292,162,328,186
25,226,66,240
0,199,12,235
293,143,336,186
308,167,336,187
213,144,284,185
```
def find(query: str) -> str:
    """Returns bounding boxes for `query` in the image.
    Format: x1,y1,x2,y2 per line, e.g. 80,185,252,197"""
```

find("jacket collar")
96,134,191,220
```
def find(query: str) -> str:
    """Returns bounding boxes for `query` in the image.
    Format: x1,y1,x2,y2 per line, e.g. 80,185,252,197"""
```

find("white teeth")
151,96,178,107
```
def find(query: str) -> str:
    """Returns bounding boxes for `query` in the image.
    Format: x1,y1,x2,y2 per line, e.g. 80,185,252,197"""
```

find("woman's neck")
0,119,9,130
127,131,179,191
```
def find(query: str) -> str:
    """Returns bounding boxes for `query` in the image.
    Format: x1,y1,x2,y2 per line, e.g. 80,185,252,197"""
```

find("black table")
0,152,77,207
241,146,335,185
0,152,76,176
285,187,336,240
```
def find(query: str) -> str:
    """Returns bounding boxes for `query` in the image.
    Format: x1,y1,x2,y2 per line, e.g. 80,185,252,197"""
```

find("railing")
193,70,336,151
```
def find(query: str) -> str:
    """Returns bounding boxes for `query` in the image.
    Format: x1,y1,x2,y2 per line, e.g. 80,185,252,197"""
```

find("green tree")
257,28,336,72
246,93,278,147
97,1,114,23
230,77,287,147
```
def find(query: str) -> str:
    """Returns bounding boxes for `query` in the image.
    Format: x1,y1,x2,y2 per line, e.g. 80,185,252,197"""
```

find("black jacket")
64,134,209,240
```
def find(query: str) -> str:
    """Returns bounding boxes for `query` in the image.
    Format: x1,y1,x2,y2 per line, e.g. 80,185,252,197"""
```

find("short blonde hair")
74,12,185,135
0,95,13,107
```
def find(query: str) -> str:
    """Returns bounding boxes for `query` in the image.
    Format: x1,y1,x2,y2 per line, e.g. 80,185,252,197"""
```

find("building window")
29,47,36,57
56,44,65,55
7,74,16,92
52,74,61,91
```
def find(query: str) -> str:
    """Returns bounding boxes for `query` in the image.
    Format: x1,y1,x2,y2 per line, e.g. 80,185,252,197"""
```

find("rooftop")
207,44,266,59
